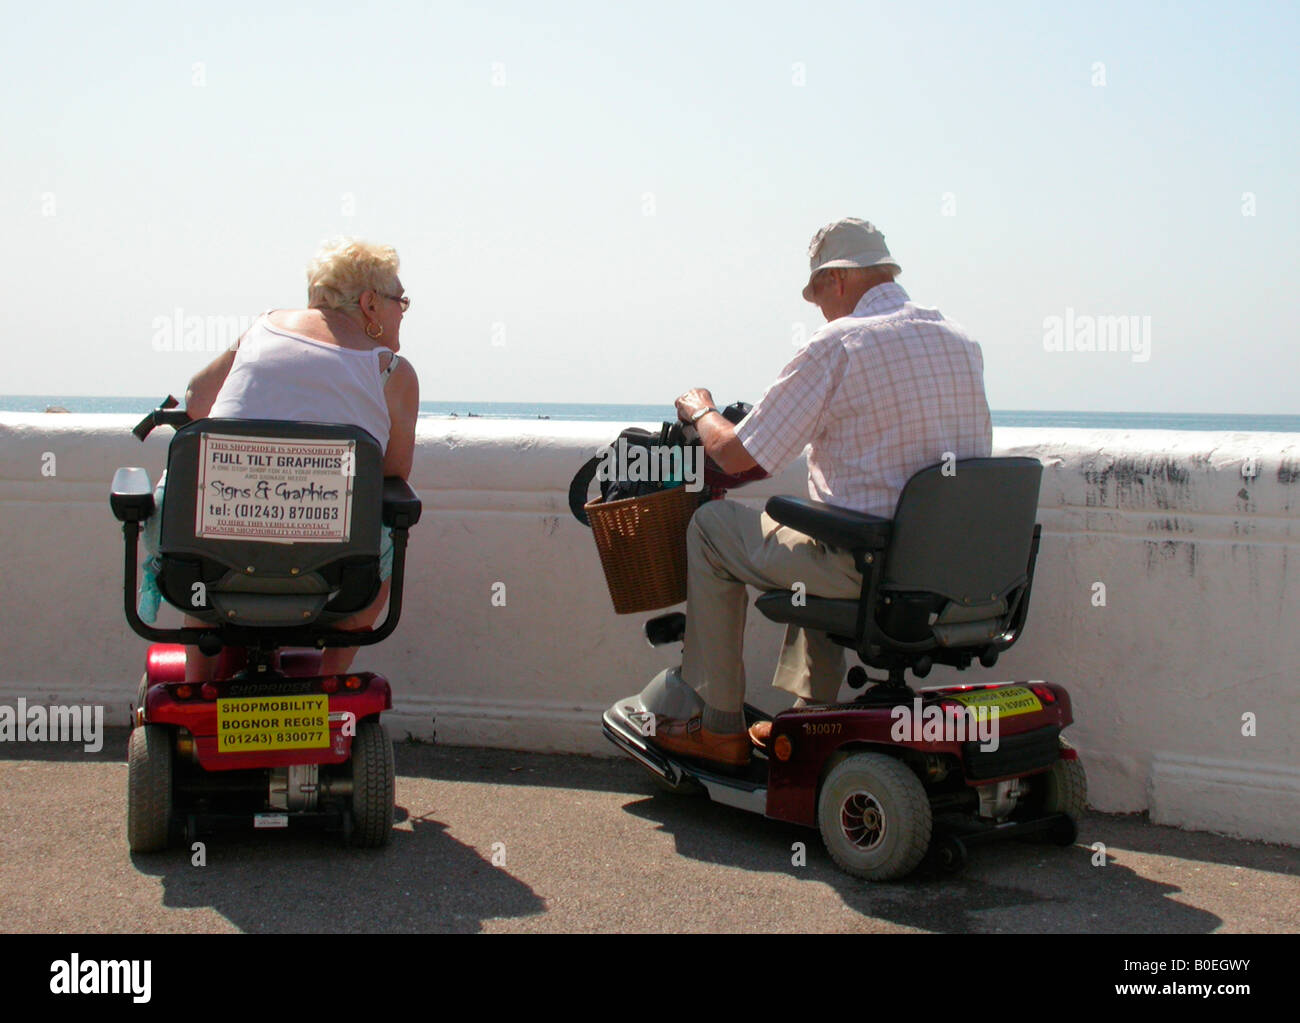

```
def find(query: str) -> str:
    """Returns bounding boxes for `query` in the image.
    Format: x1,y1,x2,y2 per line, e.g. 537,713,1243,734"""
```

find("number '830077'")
802,722,842,735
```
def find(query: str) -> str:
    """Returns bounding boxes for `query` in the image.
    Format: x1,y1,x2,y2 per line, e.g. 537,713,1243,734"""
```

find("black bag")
567,403,753,526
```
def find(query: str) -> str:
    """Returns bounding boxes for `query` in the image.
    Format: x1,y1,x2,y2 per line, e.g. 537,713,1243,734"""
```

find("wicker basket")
585,484,704,614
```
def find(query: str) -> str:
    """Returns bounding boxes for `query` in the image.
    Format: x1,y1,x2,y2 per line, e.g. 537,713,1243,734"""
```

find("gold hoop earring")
366,321,384,339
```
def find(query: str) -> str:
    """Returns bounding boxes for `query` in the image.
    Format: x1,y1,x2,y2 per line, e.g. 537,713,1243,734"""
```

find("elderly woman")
146,238,420,680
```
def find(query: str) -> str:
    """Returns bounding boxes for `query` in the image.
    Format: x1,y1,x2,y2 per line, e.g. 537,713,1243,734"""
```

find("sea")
1,396,1297,433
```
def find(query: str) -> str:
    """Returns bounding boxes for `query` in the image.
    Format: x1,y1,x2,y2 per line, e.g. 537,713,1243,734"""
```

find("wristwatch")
690,406,720,424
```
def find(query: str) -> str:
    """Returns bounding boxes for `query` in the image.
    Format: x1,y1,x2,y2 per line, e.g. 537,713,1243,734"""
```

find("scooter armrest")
765,496,891,552
382,477,422,529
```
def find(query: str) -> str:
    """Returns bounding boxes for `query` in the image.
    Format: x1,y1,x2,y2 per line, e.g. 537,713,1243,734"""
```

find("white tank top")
209,313,393,452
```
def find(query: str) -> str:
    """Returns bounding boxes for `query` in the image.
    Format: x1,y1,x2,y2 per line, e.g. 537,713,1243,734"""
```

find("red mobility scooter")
604,457,1086,881
110,399,421,852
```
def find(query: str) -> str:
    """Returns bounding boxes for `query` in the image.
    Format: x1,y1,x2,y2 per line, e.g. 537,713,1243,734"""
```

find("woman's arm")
184,344,239,420
382,358,420,479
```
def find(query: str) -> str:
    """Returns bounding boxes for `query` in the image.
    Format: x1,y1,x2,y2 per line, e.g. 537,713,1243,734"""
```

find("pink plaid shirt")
735,283,992,517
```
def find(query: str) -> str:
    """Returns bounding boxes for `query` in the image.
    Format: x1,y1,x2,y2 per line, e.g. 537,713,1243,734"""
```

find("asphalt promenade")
2,730,1296,934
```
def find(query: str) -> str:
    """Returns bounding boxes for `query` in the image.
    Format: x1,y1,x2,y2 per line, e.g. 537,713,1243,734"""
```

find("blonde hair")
306,238,400,309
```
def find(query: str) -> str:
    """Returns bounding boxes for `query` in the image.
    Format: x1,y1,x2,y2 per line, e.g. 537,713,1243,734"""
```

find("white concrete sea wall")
1,414,1297,846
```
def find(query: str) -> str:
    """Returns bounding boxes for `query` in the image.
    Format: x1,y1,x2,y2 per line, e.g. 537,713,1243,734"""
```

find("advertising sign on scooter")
195,433,355,542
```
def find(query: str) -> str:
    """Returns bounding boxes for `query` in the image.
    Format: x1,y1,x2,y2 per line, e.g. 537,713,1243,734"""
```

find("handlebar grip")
132,396,191,441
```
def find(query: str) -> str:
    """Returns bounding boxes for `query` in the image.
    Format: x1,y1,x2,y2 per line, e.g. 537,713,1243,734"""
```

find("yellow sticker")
946,685,1042,718
217,695,330,752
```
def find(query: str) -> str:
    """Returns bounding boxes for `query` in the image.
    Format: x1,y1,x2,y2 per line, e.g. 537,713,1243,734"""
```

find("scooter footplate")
684,763,768,815
603,700,770,812
602,711,687,788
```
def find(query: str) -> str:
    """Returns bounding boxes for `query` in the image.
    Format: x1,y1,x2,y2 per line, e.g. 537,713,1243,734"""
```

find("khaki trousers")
681,499,864,712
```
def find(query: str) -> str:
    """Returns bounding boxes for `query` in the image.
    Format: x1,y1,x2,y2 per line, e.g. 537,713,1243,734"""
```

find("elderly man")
654,218,993,768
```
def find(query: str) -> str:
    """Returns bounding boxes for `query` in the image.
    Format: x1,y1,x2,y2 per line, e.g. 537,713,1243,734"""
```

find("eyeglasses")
382,293,411,313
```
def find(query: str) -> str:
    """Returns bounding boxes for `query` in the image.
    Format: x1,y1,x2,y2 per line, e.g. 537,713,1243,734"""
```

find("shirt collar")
852,282,909,318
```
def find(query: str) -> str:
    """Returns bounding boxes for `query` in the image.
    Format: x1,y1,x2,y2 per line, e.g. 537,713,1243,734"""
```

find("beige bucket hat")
802,218,901,300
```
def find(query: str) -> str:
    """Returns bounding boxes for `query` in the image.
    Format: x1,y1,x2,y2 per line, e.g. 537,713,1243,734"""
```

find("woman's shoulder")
264,308,320,335
264,309,376,351
384,353,419,388
382,354,419,413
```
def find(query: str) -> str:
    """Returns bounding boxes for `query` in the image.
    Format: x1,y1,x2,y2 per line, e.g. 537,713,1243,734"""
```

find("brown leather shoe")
748,720,772,750
651,715,750,768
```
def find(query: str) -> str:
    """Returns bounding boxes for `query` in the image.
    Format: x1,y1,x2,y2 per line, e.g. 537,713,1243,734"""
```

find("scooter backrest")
882,457,1042,616
156,418,385,627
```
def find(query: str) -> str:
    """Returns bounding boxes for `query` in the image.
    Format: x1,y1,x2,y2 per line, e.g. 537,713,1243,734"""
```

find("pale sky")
2,1,1296,413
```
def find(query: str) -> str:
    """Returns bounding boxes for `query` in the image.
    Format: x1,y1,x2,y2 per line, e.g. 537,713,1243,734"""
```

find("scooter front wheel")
817,753,931,881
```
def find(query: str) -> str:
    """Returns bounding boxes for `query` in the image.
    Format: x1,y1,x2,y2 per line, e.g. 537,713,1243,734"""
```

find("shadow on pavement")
405,742,1296,884
24,729,1295,934
129,809,544,933
618,785,1225,934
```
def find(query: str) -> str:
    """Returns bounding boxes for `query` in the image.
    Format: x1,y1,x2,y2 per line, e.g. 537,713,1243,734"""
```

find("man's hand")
675,388,716,424
675,387,761,475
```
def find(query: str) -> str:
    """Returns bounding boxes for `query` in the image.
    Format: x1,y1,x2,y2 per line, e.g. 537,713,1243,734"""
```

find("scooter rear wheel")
349,720,395,848
1042,738,1088,822
127,724,173,853
132,674,148,729
817,753,932,881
